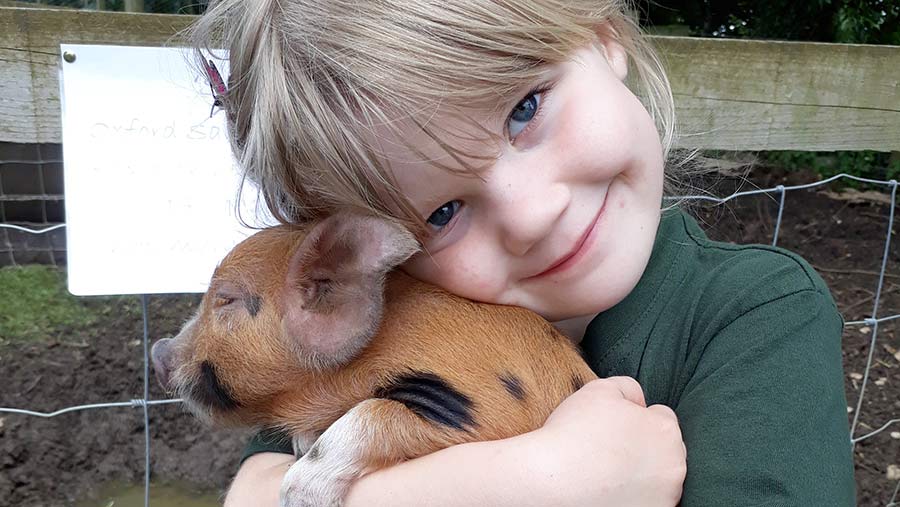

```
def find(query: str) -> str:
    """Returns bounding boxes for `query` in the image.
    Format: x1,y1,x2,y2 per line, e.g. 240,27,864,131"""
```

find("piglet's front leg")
292,431,323,458
280,397,470,507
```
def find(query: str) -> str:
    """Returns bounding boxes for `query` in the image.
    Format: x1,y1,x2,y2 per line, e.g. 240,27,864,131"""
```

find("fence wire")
0,172,898,506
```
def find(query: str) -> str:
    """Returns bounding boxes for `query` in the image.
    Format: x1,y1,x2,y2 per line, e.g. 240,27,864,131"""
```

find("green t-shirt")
582,209,855,505
241,209,856,505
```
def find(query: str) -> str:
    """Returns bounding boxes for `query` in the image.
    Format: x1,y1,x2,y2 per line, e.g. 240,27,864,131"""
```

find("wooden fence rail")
1,6,899,151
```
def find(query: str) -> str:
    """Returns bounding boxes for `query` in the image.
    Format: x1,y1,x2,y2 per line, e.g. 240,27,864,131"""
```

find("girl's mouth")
527,196,608,279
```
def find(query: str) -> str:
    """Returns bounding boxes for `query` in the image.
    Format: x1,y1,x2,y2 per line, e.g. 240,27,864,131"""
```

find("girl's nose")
493,178,570,257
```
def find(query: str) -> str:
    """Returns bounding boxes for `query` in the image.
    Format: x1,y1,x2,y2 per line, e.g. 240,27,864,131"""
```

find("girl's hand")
531,376,686,507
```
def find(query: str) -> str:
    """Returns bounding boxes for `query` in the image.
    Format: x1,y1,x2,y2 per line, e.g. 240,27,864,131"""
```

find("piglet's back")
348,272,597,442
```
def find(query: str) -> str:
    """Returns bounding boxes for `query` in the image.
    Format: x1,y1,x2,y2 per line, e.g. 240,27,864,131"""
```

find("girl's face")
381,37,664,322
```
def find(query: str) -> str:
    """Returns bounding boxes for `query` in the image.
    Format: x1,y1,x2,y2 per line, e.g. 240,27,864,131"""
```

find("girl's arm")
225,377,686,507
674,289,855,505
224,453,294,507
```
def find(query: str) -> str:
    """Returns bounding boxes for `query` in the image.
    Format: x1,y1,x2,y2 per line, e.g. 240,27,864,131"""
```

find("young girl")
190,0,856,504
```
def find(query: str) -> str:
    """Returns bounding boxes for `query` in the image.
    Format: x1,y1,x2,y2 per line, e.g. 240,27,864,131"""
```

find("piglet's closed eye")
283,213,419,368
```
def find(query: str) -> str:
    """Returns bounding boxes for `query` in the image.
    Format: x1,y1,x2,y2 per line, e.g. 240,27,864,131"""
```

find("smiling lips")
528,199,607,280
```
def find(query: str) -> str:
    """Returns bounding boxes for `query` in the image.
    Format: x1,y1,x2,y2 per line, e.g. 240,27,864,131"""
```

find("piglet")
151,212,597,507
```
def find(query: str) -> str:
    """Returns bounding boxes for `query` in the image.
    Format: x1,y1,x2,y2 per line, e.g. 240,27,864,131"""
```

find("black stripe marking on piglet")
375,371,476,431
245,294,262,317
192,361,241,411
499,372,526,401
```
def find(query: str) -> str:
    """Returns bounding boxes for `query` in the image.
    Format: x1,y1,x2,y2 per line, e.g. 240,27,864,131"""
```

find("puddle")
77,482,221,507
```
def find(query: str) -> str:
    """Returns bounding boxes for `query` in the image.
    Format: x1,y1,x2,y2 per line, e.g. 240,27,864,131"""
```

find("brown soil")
1,169,898,506
0,293,249,507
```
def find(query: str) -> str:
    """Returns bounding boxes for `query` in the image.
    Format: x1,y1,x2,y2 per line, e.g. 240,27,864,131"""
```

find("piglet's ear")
283,212,419,368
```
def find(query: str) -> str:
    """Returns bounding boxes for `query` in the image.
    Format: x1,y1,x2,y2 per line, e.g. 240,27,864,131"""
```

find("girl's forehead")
367,60,568,167
372,116,490,198
368,108,498,168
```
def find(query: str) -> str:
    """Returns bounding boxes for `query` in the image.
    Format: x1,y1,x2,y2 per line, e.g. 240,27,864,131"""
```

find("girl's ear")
593,25,629,82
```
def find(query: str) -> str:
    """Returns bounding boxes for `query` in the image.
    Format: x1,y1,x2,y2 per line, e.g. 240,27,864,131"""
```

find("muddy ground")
1,169,898,506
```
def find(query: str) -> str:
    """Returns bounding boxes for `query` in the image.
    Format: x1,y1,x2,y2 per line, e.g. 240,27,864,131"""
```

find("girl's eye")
426,200,461,229
507,91,542,139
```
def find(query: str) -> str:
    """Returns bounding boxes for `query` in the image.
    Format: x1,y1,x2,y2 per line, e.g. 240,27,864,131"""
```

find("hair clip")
201,57,227,118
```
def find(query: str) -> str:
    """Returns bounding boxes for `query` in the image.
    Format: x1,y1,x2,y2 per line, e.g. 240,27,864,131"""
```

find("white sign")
60,44,273,296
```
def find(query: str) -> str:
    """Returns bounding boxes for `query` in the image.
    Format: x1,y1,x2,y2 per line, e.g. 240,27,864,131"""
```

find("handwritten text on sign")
60,45,272,296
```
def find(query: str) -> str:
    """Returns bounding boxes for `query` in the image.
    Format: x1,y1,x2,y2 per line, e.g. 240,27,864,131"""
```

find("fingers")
647,404,687,458
578,377,684,431
583,376,647,407
647,403,677,419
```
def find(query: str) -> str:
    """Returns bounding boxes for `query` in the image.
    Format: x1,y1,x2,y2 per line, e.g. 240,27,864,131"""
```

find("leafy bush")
642,0,900,44
759,151,900,187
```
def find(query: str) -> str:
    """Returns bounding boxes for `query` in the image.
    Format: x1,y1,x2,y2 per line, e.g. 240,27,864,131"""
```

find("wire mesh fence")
0,144,66,266
0,172,898,506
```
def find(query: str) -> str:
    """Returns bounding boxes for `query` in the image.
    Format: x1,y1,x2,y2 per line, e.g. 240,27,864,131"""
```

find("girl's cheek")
435,246,509,303
402,237,507,304
556,100,633,180
399,255,440,290
404,239,468,287
401,242,471,292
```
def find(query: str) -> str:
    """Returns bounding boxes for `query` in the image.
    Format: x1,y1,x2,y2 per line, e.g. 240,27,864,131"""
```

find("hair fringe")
184,0,717,232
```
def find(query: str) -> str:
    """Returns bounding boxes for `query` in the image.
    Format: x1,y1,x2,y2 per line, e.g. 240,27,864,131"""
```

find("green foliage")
759,151,900,187
834,1,900,44
143,0,206,15
642,0,900,44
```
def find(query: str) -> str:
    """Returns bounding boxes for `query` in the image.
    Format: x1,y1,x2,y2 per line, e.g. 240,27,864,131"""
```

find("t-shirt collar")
583,208,689,350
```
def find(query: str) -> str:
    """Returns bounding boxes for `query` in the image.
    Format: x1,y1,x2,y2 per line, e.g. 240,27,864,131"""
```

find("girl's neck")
552,314,597,344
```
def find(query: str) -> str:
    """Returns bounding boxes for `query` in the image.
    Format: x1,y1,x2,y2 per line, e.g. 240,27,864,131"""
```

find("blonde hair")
188,0,678,232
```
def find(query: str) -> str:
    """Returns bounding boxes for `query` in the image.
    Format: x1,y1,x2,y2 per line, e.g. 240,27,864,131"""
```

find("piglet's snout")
151,338,175,391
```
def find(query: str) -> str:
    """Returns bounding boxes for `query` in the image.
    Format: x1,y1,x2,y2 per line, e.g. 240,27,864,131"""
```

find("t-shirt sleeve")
675,288,856,506
239,427,294,466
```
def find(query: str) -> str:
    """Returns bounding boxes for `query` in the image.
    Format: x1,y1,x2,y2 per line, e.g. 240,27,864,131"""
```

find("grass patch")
0,265,194,347
0,265,98,344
